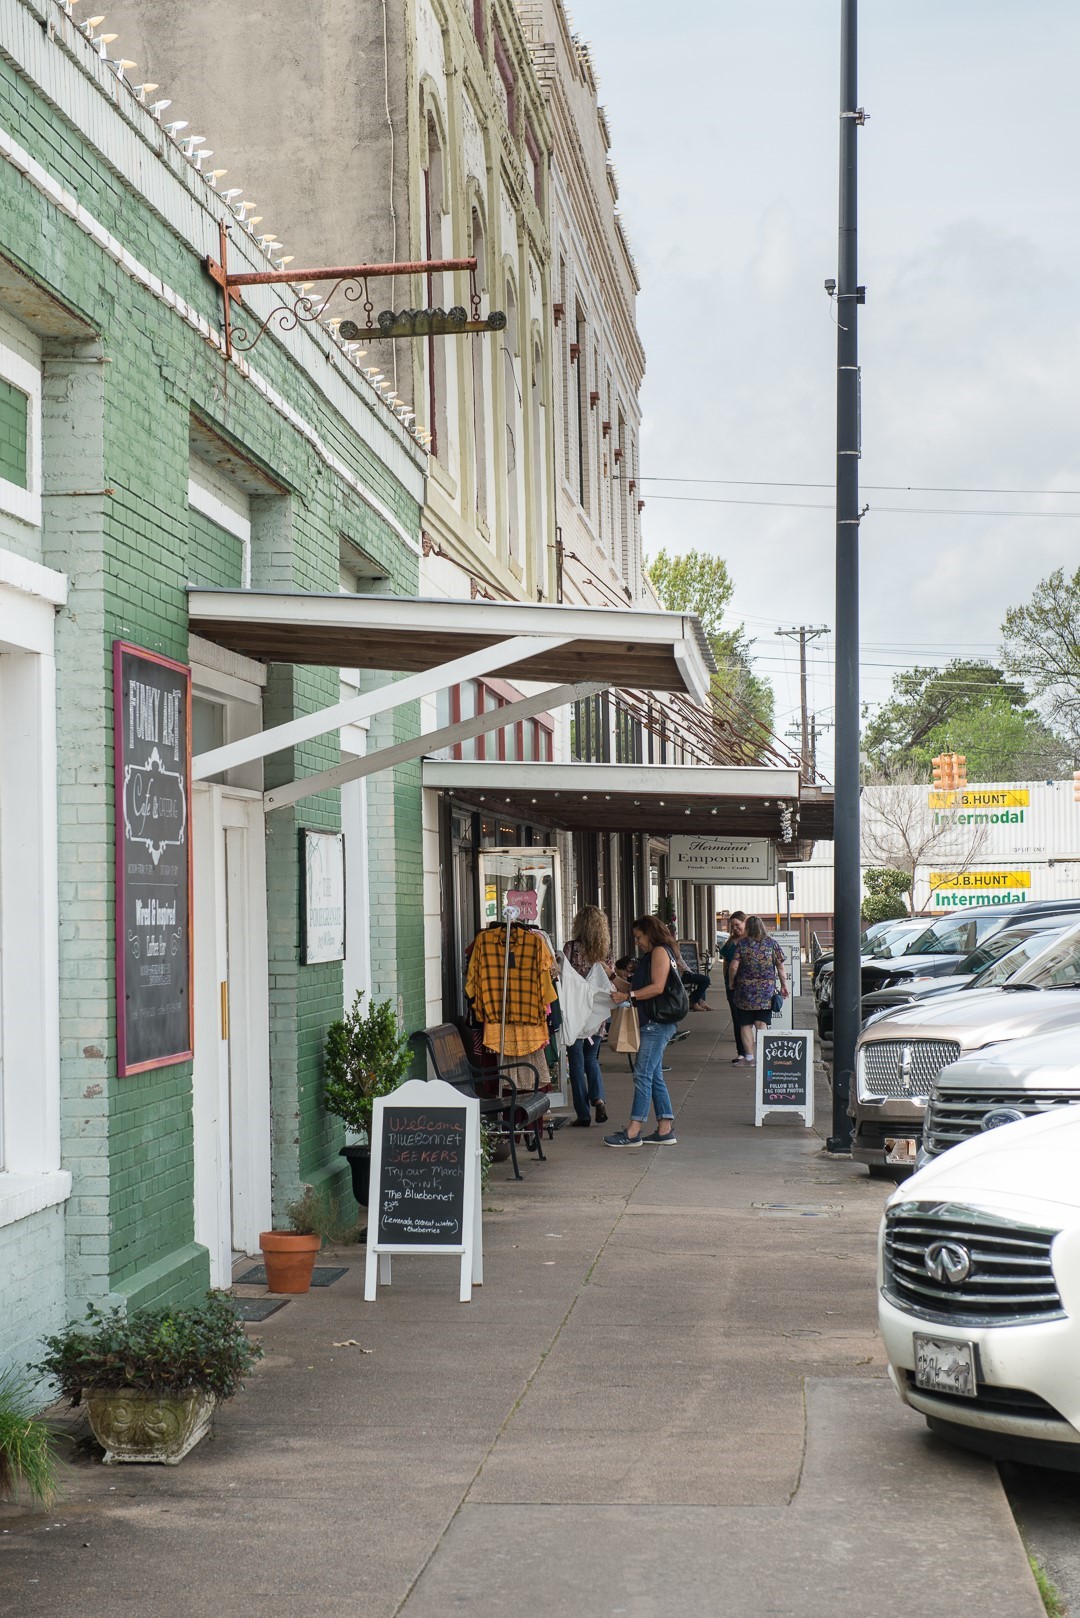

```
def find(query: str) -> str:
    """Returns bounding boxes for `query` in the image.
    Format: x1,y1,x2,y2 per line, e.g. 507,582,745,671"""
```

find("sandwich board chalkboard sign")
364,1078,483,1302
754,1029,814,1128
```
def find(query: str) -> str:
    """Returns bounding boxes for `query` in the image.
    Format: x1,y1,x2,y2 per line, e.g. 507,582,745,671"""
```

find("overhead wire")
640,475,1080,496
645,494,1080,518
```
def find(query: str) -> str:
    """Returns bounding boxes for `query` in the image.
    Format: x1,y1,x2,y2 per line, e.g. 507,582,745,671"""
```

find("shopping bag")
608,1001,640,1054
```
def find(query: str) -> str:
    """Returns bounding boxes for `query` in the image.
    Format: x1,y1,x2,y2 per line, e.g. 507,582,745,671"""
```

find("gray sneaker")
641,1128,678,1145
604,1128,642,1148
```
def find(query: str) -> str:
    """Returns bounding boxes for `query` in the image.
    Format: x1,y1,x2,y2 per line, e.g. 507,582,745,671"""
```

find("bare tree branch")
861,763,989,913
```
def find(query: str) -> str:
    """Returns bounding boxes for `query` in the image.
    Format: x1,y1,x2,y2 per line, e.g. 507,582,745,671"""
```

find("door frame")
192,784,270,1284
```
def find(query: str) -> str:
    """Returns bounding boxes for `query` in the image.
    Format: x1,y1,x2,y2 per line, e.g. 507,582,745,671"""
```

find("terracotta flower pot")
85,1386,216,1465
259,1231,321,1293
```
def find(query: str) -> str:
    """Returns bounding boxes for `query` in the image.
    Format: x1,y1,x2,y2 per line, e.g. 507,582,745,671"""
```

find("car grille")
859,1039,961,1099
883,1202,1064,1324
924,1089,1077,1158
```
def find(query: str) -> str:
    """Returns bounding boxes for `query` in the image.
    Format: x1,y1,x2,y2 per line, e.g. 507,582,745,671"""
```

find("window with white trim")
0,308,42,533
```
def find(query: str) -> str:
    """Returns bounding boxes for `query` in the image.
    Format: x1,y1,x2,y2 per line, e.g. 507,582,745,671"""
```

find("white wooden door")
192,787,270,1285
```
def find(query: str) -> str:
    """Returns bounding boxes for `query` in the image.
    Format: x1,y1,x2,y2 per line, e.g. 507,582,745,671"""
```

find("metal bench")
413,1023,550,1182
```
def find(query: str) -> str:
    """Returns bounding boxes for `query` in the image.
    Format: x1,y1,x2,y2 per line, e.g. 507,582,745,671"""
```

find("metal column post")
829,0,863,1152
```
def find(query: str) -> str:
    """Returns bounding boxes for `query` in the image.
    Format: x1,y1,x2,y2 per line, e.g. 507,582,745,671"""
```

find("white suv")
879,1106,1080,1469
922,1025,1080,1162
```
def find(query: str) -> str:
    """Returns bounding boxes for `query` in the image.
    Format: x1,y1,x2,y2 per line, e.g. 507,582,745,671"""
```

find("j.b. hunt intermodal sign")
929,788,1030,826
929,869,1031,907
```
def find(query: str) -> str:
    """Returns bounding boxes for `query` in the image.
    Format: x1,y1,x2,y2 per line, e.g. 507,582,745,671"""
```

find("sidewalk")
1,1008,1043,1618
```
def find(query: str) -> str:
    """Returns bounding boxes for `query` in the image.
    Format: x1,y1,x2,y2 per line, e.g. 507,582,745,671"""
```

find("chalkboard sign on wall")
365,1078,483,1302
755,1030,814,1128
113,642,192,1075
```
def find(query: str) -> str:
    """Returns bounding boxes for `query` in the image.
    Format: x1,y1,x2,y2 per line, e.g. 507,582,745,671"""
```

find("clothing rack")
497,905,520,1069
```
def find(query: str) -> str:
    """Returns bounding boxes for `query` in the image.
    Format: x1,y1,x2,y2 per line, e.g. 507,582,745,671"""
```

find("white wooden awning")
186,590,714,799
420,760,833,842
188,590,713,701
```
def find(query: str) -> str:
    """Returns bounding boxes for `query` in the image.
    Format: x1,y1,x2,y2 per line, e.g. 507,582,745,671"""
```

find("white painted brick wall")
0,1204,67,1388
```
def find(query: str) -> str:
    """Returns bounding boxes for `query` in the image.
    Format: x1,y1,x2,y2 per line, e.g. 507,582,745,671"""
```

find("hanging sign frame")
668,835,777,885
364,1078,483,1303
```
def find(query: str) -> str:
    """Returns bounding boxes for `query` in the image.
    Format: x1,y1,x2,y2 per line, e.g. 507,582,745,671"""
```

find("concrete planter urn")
85,1386,217,1465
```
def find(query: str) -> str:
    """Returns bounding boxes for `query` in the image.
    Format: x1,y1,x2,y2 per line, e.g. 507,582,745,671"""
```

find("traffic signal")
953,754,967,789
932,755,946,789
1074,769,1080,803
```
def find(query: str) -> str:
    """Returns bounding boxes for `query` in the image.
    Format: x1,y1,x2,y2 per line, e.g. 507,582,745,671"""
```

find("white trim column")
0,557,70,1222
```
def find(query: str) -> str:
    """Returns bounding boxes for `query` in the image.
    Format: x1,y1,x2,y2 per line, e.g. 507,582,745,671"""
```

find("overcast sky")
567,0,1080,773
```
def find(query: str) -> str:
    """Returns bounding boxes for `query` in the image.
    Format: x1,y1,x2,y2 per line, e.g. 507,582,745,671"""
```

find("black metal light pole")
828,0,864,1152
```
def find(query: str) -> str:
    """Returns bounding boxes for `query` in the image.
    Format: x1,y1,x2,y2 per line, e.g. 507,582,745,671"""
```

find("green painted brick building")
0,0,427,1375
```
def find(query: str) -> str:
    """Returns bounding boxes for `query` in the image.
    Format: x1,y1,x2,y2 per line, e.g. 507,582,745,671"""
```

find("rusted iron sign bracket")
204,224,505,359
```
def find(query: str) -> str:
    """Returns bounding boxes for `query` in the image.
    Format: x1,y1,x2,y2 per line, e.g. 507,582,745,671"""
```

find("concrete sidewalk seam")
389,1161,649,1618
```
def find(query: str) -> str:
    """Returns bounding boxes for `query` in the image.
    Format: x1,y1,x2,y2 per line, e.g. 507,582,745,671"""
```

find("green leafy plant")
30,1291,263,1407
861,867,910,926
283,1185,326,1237
1028,1554,1066,1618
323,991,414,1139
0,1366,61,1507
283,1184,363,1243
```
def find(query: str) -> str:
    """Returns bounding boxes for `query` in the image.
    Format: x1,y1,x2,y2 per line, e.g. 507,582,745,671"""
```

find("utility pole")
808,713,833,783
775,625,828,782
827,0,866,1154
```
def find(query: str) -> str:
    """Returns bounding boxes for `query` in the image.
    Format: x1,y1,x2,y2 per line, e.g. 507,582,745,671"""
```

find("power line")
641,475,1080,497
646,494,1080,517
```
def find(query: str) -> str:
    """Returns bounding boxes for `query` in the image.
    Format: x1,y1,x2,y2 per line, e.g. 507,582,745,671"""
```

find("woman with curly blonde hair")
562,904,615,1126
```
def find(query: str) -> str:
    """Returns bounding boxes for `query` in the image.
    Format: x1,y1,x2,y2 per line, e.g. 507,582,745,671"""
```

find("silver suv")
922,1025,1080,1161
851,924,1080,1174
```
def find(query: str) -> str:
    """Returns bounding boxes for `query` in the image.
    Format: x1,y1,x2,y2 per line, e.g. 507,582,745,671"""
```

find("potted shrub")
324,992,414,1205
259,1186,324,1294
30,1291,262,1466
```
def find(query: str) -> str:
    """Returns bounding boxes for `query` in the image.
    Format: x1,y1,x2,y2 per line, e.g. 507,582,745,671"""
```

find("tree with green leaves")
861,867,910,927
862,658,1070,782
647,548,775,748
1001,566,1080,755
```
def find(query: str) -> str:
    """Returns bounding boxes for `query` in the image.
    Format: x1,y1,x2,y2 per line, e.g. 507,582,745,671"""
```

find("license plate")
885,1137,917,1164
914,1334,977,1397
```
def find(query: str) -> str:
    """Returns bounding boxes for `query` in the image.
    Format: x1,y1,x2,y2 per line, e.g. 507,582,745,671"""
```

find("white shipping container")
715,780,1080,924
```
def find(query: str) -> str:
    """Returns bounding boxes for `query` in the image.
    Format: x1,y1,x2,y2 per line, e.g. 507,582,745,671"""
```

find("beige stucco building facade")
104,0,556,607
520,1,649,613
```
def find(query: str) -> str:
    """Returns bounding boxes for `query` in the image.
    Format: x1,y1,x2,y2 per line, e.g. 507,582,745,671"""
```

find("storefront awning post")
263,681,604,811
191,632,574,780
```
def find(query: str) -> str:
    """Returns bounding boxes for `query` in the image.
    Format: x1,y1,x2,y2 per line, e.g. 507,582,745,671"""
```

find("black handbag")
770,990,784,1016
653,949,691,1024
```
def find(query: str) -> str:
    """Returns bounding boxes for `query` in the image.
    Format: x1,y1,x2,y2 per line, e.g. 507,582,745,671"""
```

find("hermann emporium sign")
668,836,776,885
113,642,192,1075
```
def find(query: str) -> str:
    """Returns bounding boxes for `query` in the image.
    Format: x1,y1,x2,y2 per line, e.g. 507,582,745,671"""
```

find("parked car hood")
890,1106,1080,1217
936,1026,1080,1090
863,976,975,1011
863,953,959,981
856,986,1080,1053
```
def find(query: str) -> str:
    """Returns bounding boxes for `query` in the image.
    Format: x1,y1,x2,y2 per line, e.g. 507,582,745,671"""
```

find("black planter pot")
340,1143,372,1206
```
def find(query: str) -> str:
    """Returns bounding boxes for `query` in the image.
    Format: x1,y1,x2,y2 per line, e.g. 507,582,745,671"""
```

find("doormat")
234,1265,349,1288
228,1297,288,1321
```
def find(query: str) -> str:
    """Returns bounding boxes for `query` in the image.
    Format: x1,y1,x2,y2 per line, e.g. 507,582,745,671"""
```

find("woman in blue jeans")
561,904,614,1126
604,915,680,1147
